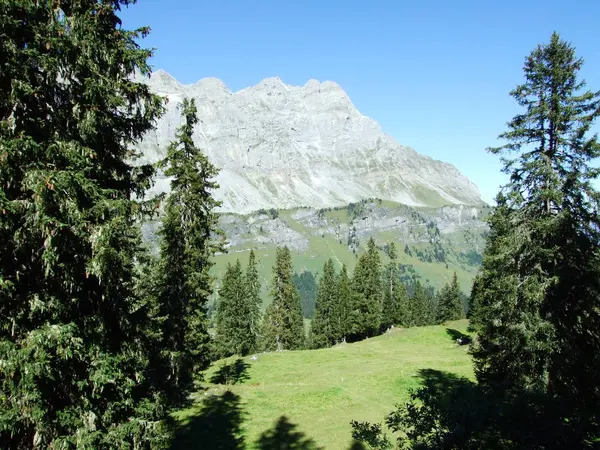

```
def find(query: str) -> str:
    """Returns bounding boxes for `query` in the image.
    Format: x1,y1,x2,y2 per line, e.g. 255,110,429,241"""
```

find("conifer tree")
349,238,383,340
244,249,262,352
381,242,409,329
408,281,431,327
261,247,305,351
214,260,250,357
436,272,464,323
336,264,352,343
151,98,222,403
0,2,170,447
472,33,600,437
310,259,339,348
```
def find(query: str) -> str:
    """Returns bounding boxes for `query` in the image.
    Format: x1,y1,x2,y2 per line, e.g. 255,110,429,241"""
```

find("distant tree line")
213,239,466,356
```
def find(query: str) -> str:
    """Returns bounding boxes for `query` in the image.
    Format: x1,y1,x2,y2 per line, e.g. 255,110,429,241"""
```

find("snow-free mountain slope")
136,70,482,213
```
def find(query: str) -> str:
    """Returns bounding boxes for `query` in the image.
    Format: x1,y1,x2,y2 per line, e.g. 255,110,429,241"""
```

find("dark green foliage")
310,259,339,348
0,0,173,449
245,249,262,350
349,238,383,341
293,270,318,318
261,247,305,351
436,272,464,323
209,359,251,385
473,33,600,420
336,264,353,342
214,260,254,357
0,1,175,448
256,416,321,450
407,281,433,327
149,97,222,405
381,243,409,329
213,251,261,358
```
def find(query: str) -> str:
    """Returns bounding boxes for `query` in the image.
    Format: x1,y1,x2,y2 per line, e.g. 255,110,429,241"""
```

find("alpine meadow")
1,2,599,450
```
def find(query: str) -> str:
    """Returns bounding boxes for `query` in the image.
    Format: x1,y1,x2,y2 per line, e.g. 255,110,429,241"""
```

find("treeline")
213,239,466,358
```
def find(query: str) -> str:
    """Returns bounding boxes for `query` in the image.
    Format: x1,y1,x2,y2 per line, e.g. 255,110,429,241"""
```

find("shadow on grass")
445,328,472,345
398,369,574,449
170,390,245,450
210,358,251,385
256,416,322,450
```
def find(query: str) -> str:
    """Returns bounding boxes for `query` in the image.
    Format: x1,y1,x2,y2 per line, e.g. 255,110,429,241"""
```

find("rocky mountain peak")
135,70,483,213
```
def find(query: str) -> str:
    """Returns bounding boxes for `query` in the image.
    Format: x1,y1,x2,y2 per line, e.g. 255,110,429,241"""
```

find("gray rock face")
135,70,482,213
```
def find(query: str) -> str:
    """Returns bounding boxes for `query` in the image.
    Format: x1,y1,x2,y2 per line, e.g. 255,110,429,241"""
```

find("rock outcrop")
135,70,483,213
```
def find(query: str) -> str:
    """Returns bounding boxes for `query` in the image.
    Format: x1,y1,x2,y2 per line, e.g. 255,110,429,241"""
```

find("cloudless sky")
120,0,600,204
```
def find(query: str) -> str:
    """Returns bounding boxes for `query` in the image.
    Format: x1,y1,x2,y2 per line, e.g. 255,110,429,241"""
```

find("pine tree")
436,272,465,323
151,98,222,403
381,242,409,329
310,259,338,348
336,264,352,343
349,238,383,340
244,249,262,353
472,33,600,438
261,247,305,351
0,2,170,447
214,260,249,357
408,281,431,327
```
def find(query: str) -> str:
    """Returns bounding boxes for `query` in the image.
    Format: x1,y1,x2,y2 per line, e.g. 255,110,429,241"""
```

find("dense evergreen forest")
0,1,598,449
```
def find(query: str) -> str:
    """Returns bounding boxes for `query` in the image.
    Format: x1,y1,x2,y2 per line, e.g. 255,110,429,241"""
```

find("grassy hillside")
209,200,490,311
172,320,474,449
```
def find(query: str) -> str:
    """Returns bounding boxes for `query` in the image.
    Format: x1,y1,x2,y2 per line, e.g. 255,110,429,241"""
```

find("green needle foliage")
214,260,253,357
381,242,409,329
150,97,222,404
0,1,170,448
261,247,305,351
349,238,383,341
310,259,339,349
408,281,431,327
436,272,464,323
336,264,353,343
244,249,262,352
470,33,600,440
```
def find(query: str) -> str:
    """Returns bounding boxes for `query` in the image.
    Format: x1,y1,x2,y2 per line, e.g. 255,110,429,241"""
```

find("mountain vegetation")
2,3,598,450
350,32,600,450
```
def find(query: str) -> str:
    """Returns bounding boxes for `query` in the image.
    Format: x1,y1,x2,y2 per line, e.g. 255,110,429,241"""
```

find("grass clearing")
172,320,474,449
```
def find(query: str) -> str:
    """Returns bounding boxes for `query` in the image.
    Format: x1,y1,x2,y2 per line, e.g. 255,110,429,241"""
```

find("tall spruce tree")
436,272,464,323
310,259,339,348
471,33,600,439
151,98,221,403
244,249,262,352
261,247,305,351
349,238,383,340
381,242,409,329
408,281,430,327
214,260,251,357
0,1,171,448
336,264,352,343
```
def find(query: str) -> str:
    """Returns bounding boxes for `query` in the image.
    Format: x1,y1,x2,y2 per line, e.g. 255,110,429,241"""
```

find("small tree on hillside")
437,272,465,323
310,259,338,348
349,238,383,341
214,260,251,357
408,281,430,327
245,249,262,352
336,264,353,343
261,247,305,351
381,242,409,329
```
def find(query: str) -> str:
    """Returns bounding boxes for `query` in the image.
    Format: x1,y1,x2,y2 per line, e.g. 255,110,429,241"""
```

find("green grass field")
172,320,474,449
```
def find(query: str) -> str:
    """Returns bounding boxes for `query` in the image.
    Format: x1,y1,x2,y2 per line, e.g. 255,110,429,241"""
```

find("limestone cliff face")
136,70,482,213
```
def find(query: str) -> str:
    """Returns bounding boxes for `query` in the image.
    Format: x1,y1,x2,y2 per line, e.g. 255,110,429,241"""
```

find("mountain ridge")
135,70,483,213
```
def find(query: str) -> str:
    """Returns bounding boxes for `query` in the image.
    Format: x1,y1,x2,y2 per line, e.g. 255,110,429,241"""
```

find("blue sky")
120,0,600,204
